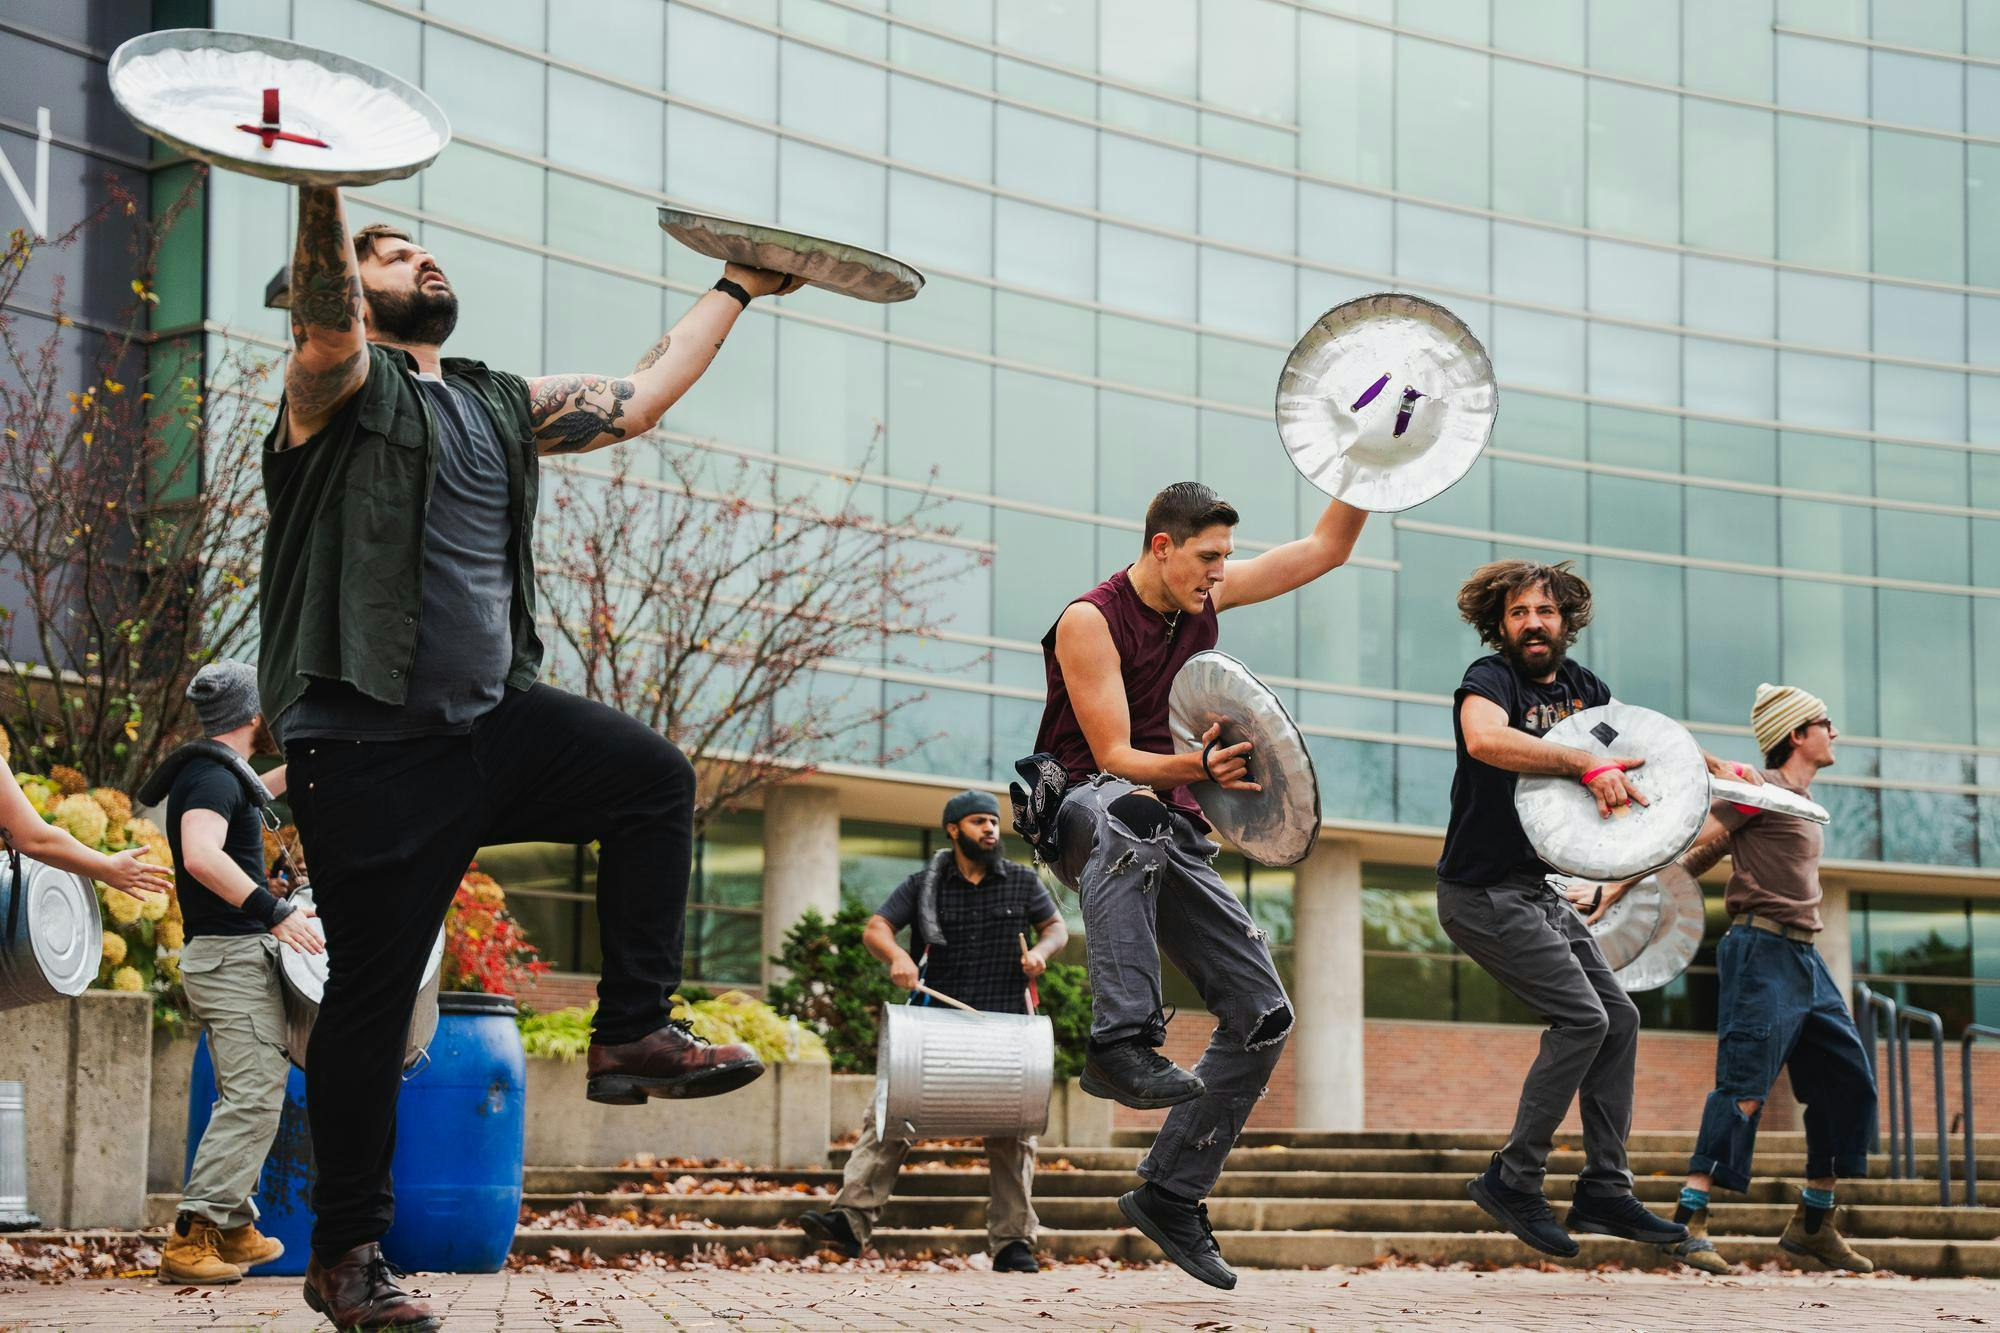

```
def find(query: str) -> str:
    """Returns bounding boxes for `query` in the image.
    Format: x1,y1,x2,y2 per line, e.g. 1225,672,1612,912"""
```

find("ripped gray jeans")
1055,774,1292,1199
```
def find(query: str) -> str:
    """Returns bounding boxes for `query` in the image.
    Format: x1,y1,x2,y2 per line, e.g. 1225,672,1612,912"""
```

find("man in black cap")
798,789,1067,1272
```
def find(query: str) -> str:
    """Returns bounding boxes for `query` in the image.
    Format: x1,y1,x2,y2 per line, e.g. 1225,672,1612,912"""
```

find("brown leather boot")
303,1243,439,1331
216,1221,284,1270
585,1020,764,1105
1779,1201,1874,1273
159,1213,241,1284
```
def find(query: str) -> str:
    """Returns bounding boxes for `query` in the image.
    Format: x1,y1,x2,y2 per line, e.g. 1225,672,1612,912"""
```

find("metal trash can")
0,850,102,1014
0,1080,40,1230
873,1003,1054,1141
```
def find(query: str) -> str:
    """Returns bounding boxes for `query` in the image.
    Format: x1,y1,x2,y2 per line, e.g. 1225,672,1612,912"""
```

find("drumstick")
1019,932,1041,1015
913,983,977,1013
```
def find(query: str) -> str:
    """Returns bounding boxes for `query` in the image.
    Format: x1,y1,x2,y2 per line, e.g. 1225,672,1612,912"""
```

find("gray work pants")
1436,873,1638,1196
832,1113,1037,1254
1055,776,1292,1201
179,933,292,1228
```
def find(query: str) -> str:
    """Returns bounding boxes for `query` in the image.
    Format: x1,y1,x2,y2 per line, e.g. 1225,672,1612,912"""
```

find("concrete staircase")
516,1129,2000,1276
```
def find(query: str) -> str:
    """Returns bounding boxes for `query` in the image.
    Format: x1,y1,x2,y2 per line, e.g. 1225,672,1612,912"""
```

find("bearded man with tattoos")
261,186,801,1331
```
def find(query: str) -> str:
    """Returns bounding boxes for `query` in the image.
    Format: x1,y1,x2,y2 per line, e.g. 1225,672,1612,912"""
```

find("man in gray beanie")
149,661,321,1284
797,789,1067,1272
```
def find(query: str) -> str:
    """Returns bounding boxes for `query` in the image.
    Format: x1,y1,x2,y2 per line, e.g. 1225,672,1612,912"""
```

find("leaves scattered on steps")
613,1174,834,1197
521,1202,725,1232
0,1234,165,1283
508,1245,1168,1275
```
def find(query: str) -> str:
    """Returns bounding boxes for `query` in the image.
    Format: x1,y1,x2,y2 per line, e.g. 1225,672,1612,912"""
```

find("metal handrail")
1896,1003,1952,1205
1855,984,1899,1175
1965,1024,2000,1205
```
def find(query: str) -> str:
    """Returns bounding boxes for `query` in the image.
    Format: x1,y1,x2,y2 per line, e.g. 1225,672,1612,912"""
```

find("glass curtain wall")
195,1,2000,986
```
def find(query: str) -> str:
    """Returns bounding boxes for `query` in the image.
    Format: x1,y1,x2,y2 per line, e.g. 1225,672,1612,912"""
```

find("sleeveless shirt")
1034,568,1220,826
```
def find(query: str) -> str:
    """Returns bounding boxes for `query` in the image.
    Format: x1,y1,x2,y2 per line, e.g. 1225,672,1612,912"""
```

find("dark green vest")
257,344,545,733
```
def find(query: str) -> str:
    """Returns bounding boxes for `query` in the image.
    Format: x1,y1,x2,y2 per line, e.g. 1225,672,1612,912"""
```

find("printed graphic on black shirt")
1436,653,1612,887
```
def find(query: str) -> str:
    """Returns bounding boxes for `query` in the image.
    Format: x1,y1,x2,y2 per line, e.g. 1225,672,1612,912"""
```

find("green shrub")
520,992,828,1065
517,1005,594,1061
767,903,1094,1079
766,905,901,1074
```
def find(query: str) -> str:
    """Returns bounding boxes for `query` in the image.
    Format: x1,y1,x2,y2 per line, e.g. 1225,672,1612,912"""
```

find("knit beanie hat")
1751,682,1827,758
187,660,261,738
942,789,999,828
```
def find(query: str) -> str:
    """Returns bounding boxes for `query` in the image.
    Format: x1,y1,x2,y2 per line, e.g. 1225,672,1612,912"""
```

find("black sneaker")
1466,1155,1579,1258
992,1239,1041,1273
797,1208,862,1258
1119,1184,1236,1290
1080,1040,1205,1110
1567,1190,1689,1245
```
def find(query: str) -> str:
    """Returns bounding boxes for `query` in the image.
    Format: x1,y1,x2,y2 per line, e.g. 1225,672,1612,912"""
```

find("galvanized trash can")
873,1003,1055,1141
278,886,444,1073
0,1080,40,1230
0,849,102,1014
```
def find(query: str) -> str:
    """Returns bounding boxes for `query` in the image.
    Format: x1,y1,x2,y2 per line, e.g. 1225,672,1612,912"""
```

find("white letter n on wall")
0,108,52,238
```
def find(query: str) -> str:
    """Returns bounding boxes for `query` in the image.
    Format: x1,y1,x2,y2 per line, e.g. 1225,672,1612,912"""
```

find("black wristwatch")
713,277,752,308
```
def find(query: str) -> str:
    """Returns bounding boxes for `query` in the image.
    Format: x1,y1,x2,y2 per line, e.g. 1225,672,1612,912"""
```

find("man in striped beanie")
1623,682,1876,1274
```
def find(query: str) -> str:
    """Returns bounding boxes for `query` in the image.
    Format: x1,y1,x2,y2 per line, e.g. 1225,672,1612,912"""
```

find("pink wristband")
1580,763,1625,786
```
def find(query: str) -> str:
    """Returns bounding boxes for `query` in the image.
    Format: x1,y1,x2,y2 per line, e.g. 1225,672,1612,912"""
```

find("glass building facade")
174,0,1999,1023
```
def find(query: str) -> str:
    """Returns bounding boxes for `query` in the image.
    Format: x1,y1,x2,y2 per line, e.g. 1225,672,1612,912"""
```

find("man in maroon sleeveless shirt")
1027,481,1366,1289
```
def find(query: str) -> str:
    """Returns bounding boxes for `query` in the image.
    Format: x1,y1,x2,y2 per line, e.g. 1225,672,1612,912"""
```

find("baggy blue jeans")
1688,925,1875,1193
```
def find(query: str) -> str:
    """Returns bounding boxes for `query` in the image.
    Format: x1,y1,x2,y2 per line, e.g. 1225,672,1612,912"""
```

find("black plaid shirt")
876,858,1056,1015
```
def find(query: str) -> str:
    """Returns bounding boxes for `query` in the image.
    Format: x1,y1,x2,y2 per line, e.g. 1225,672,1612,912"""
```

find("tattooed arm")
281,186,369,449
525,262,799,456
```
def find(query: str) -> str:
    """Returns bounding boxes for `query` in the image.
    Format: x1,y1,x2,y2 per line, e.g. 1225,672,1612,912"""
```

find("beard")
365,284,459,346
1501,627,1566,675
953,829,1002,870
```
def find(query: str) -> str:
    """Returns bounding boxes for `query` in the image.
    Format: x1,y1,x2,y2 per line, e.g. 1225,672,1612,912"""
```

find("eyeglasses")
1806,719,1837,735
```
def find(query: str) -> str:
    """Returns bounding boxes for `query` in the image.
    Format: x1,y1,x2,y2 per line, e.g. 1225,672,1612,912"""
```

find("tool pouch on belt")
1008,752,1068,868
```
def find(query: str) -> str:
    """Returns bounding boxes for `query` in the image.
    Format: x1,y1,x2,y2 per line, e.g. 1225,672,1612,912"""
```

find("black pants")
288,684,695,1260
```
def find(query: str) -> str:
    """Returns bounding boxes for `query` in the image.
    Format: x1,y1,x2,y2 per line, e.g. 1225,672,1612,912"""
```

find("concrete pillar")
1291,837,1365,1129
761,783,842,986
1818,877,1855,1003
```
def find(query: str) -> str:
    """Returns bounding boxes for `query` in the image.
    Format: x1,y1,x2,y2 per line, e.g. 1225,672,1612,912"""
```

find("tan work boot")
1662,1205,1732,1274
1779,1201,1874,1273
216,1221,284,1270
159,1213,243,1284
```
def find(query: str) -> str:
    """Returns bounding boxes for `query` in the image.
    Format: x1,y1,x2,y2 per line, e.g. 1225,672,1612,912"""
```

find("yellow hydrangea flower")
101,887,141,926
100,929,127,967
138,891,168,923
126,817,161,842
90,787,133,826
109,965,143,993
48,764,87,796
155,954,180,985
52,794,108,847
156,918,184,951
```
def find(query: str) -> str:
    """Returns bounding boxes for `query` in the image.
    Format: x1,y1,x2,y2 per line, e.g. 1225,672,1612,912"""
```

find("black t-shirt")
166,759,270,939
1436,653,1612,886
280,375,517,744
876,859,1058,1015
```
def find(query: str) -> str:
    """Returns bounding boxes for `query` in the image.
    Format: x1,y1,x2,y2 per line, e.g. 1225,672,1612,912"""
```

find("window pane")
1587,85,1678,243
1394,37,1491,208
1492,64,1585,226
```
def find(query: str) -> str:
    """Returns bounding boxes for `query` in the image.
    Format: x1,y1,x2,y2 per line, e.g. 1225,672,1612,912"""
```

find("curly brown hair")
1456,560,1594,651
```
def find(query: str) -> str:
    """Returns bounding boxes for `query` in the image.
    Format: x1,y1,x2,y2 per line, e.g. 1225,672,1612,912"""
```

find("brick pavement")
2,1265,1997,1331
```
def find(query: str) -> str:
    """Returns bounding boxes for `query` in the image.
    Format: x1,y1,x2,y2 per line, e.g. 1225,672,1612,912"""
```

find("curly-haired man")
1439,561,1743,1259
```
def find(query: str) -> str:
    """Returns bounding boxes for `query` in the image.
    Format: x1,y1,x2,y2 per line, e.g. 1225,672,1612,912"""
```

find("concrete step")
509,1225,2000,1277
1197,1129,2000,1154
523,1165,1982,1204
524,1192,2000,1241
824,1144,1993,1179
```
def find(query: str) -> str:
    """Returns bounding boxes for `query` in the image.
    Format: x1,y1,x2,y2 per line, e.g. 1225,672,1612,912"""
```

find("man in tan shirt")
1597,684,1875,1274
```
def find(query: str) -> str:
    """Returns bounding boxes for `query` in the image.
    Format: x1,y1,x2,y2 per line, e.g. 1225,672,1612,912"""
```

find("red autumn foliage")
440,866,549,997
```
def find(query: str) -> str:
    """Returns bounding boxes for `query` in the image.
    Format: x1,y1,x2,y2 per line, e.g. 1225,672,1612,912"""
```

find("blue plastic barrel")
184,1035,315,1276
184,991,525,1275
379,992,526,1273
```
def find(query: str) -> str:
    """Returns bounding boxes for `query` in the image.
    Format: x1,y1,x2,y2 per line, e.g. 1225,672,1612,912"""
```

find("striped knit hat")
1752,682,1828,758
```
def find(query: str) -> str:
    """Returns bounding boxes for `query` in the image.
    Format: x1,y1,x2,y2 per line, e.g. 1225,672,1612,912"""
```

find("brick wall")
1113,1013,2000,1140
515,971,600,1015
